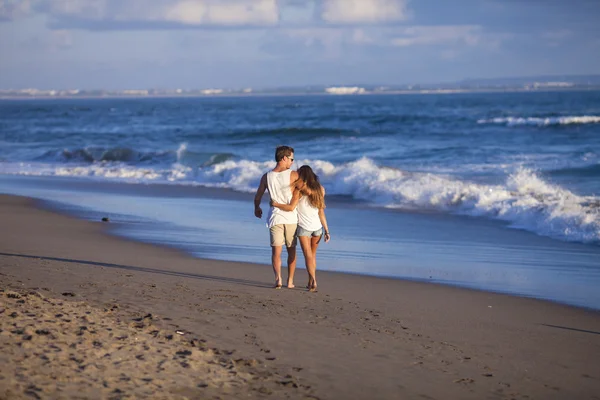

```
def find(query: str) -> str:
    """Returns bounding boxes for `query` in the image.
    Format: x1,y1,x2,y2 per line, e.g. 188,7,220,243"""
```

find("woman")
271,165,330,292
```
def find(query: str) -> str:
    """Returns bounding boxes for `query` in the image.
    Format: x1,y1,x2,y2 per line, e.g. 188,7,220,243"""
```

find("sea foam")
477,115,600,126
1,157,598,244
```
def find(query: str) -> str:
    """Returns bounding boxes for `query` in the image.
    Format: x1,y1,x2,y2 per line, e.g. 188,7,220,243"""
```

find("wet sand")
1,194,599,399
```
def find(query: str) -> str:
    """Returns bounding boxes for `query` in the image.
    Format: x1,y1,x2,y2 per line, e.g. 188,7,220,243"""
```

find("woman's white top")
266,169,298,228
297,195,322,231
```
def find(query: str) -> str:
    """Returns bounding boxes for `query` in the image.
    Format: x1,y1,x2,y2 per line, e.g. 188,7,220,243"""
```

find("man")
254,146,298,289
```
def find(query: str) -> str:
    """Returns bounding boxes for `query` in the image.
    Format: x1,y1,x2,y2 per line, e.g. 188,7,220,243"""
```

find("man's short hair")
275,146,294,162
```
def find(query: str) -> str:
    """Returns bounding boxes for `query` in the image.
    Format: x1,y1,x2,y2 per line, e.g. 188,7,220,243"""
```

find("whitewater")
2,152,599,244
478,115,600,126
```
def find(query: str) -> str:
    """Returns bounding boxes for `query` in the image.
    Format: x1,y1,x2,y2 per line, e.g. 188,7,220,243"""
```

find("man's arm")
254,173,268,218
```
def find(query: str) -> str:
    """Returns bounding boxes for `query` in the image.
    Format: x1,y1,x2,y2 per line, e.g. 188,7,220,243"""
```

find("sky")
1,0,599,90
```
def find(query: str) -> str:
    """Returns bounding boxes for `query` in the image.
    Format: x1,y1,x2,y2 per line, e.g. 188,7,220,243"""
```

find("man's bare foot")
309,285,318,292
287,283,295,289
274,278,282,289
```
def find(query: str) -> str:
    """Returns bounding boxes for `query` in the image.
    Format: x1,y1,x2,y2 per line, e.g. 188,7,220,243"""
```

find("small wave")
175,143,235,167
36,147,173,164
227,127,353,140
548,163,600,178
175,143,187,162
203,153,236,167
2,156,599,244
33,144,237,170
477,116,600,126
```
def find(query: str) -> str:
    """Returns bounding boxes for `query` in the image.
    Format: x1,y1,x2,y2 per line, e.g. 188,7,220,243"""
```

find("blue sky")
1,0,599,90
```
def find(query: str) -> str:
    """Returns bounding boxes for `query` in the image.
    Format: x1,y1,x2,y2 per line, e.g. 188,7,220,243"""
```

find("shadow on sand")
540,324,600,336
0,252,273,290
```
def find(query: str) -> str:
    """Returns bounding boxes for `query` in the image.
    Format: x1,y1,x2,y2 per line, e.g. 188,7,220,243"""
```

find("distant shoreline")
1,87,600,100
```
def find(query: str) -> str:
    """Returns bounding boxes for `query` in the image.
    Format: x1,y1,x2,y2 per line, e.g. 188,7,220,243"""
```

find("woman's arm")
318,187,330,242
271,189,301,212
318,208,330,242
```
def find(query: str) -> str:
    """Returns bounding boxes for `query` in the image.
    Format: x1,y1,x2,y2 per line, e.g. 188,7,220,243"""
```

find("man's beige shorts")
269,224,298,247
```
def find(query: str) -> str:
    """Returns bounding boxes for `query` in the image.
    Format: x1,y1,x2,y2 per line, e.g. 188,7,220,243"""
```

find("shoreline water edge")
2,173,600,310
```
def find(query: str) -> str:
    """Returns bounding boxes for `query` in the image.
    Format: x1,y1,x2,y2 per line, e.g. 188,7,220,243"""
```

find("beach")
2,94,600,308
2,0,600,396
1,193,599,399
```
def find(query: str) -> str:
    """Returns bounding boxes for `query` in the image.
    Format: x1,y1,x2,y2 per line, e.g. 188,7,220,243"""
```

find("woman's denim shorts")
297,226,323,237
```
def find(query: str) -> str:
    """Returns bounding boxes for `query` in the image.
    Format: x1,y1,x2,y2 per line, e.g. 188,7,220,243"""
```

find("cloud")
261,27,346,58
164,0,279,26
541,29,572,47
280,0,307,7
390,25,482,47
4,0,414,28
0,0,32,21
48,28,72,48
319,0,409,24
35,0,280,28
264,26,385,54
262,24,497,60
22,28,73,50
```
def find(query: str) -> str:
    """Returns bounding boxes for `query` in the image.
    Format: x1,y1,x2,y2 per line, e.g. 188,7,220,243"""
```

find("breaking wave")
34,144,234,167
36,147,171,164
1,156,598,244
548,163,600,178
477,115,600,126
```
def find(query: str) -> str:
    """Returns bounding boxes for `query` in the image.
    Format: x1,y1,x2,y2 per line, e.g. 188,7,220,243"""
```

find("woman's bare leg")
299,236,316,290
309,235,321,291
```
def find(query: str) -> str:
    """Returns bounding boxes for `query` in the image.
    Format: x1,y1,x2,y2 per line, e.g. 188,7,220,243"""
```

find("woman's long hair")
296,165,325,209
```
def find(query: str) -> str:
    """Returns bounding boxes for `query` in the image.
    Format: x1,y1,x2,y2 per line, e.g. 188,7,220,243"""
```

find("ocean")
1,91,599,309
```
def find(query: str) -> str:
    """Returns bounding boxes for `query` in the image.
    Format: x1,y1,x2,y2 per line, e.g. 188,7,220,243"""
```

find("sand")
0,288,309,399
0,194,599,400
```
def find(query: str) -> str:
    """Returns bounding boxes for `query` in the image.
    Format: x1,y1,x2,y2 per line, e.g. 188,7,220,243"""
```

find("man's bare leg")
271,246,283,288
286,245,297,288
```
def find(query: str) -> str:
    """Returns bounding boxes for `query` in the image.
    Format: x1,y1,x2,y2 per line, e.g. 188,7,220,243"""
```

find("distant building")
533,82,574,88
201,89,224,95
325,86,367,95
123,90,149,96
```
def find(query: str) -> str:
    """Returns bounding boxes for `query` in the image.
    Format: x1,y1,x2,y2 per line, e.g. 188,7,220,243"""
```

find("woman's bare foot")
274,277,282,289
287,282,295,289
308,283,318,292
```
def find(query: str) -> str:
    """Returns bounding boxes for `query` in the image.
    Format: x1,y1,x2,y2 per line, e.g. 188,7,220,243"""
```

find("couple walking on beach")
254,146,330,291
